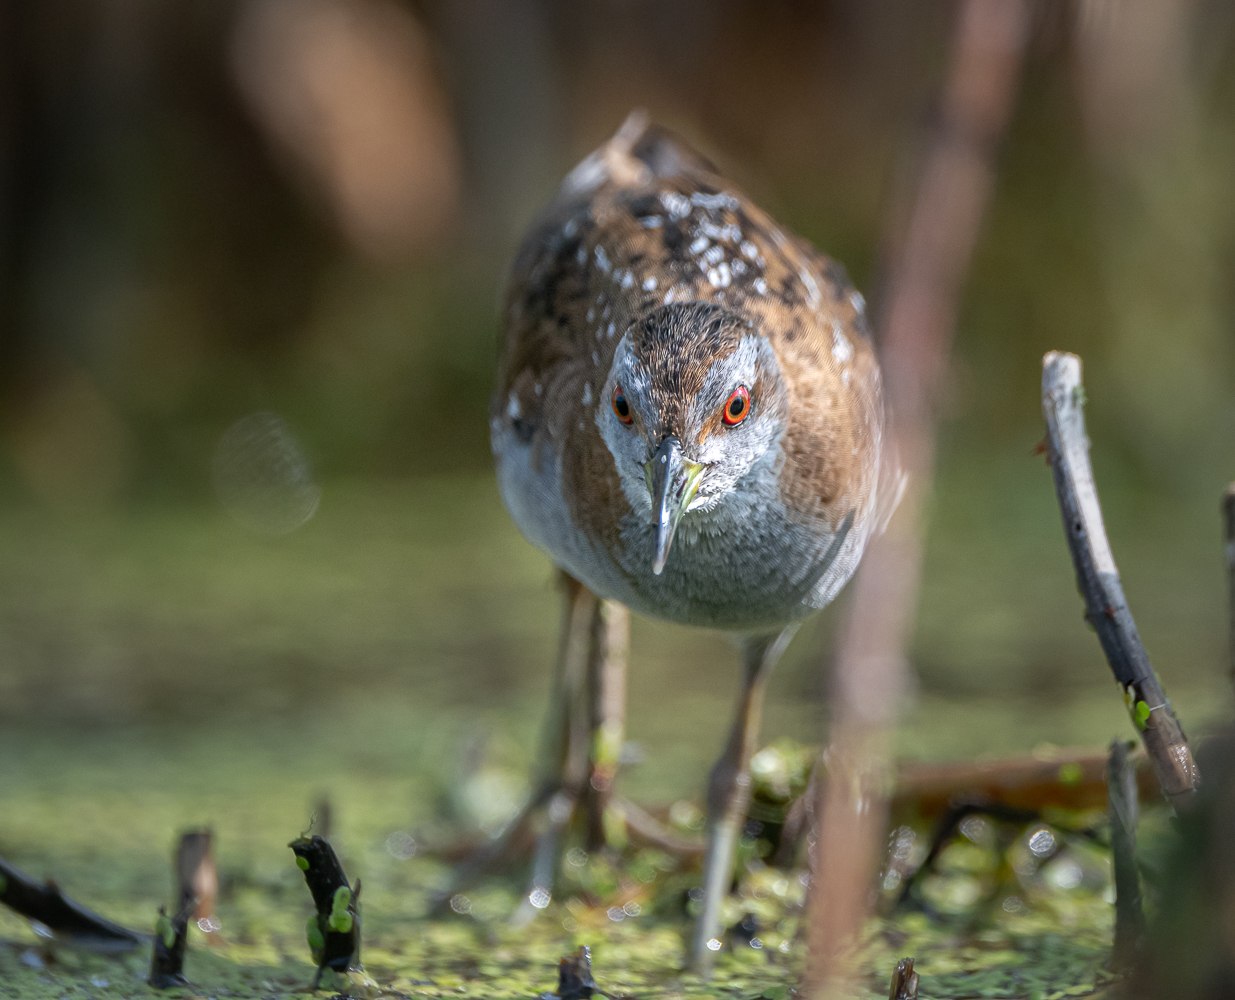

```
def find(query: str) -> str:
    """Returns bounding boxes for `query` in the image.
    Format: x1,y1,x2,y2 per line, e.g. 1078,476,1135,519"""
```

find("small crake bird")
490,113,890,972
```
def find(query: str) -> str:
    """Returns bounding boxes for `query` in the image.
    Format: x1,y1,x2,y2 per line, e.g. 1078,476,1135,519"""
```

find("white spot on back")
700,220,740,242
690,191,737,210
660,191,690,220
832,325,854,365
797,265,821,308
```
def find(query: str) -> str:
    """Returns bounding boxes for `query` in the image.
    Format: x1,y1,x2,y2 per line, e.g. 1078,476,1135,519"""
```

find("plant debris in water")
538,945,605,999
888,956,919,1000
0,856,145,954
289,834,363,988
147,902,191,989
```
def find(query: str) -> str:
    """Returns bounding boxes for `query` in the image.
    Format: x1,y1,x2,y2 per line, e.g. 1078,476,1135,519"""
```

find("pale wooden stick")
803,2,1032,994
1041,352,1199,808
176,829,217,932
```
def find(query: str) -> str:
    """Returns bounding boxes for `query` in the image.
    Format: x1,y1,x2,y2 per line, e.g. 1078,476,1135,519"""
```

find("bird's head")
596,302,787,574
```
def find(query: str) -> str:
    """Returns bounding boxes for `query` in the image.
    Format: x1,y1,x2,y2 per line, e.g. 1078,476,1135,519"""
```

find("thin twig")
614,797,704,857
1224,484,1235,694
804,1,1031,995
1107,739,1145,972
1041,352,1199,808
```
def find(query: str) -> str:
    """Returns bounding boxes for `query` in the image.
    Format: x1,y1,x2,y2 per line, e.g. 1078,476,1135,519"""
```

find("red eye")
612,385,634,425
722,385,751,426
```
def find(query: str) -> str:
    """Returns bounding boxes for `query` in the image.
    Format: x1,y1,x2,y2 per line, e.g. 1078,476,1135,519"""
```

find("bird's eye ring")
722,385,751,426
612,385,634,425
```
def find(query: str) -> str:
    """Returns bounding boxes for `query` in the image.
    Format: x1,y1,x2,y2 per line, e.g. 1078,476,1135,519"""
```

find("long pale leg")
689,627,797,975
531,574,598,801
434,573,595,911
515,574,598,920
436,573,634,919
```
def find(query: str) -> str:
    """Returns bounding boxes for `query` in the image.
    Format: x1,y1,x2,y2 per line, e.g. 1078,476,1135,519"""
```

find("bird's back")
493,115,886,630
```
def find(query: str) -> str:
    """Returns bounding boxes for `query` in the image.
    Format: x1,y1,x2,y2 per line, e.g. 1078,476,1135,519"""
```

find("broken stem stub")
289,834,362,986
148,902,192,989
888,956,920,1000
1041,351,1199,809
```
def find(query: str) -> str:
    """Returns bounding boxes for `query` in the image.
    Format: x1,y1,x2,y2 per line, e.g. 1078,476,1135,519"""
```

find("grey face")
595,306,787,572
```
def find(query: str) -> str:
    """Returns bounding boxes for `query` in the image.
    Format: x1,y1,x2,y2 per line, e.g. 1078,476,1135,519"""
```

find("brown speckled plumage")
492,114,886,629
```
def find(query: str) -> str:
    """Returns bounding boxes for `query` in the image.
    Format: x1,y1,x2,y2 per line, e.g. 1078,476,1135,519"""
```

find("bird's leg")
581,598,629,851
520,582,634,918
515,573,598,920
436,572,640,919
689,627,797,975
530,573,597,798
581,598,697,857
433,573,595,911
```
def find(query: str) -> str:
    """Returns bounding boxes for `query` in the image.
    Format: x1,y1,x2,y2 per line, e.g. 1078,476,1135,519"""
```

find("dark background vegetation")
1,0,1232,802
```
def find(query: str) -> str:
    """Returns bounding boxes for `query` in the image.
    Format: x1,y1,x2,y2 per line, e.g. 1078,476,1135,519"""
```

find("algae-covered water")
5,0,1234,992
0,470,1228,997
0,704,1128,999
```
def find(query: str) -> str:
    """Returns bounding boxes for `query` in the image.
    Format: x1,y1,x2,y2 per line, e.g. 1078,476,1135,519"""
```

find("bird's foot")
429,785,705,920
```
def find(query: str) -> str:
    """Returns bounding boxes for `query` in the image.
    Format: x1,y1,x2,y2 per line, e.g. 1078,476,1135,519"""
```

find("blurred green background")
1,1,1233,844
